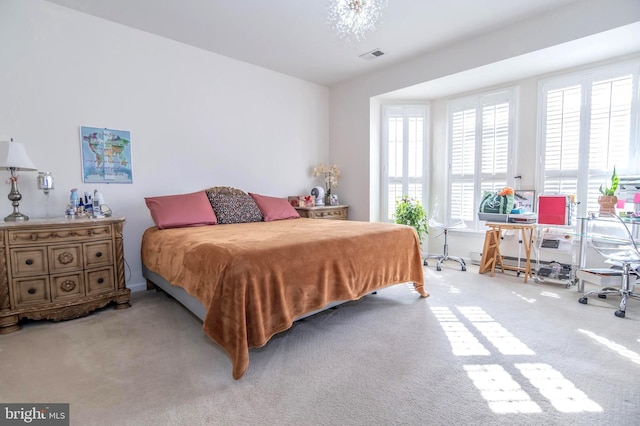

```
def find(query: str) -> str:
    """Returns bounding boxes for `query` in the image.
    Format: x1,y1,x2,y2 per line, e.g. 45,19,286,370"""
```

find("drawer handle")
25,259,34,266
60,280,76,292
95,252,103,258
58,252,74,264
27,288,36,295
97,278,104,284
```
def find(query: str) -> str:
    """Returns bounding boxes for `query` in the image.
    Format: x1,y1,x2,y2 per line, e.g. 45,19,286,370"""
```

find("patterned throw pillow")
206,192,263,224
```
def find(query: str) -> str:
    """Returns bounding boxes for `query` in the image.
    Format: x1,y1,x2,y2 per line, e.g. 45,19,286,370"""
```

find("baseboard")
127,281,147,293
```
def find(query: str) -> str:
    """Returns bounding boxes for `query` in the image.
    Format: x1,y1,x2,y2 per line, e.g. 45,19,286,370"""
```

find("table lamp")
0,138,38,221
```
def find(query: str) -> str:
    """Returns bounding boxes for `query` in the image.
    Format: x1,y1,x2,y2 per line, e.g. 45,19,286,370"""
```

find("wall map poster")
80,126,132,183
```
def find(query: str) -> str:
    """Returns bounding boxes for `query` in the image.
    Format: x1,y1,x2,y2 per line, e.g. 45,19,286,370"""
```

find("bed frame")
144,265,354,322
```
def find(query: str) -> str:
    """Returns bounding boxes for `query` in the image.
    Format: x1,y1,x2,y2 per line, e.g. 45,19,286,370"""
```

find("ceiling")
44,0,590,87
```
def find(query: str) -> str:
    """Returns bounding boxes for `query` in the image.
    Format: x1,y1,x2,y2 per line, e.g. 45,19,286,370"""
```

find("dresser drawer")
51,273,84,301
294,205,349,220
85,268,114,296
7,224,113,245
10,248,48,277
84,241,113,269
308,208,347,220
49,244,83,273
13,277,50,307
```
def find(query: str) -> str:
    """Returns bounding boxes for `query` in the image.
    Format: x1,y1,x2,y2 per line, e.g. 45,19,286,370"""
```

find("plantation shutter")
540,64,637,216
541,84,581,198
382,106,428,222
480,101,509,194
449,91,514,229
586,74,633,213
450,108,476,221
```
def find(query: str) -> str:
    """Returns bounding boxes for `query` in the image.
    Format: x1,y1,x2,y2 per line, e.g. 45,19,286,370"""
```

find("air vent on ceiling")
359,49,385,60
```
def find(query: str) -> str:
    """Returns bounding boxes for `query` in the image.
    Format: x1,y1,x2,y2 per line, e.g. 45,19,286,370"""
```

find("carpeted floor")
1,264,638,426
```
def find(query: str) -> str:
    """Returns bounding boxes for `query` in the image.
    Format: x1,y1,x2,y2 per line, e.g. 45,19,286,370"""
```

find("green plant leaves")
394,196,428,245
599,166,618,196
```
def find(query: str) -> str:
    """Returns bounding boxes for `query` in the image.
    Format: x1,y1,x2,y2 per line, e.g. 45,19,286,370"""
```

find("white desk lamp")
0,139,37,221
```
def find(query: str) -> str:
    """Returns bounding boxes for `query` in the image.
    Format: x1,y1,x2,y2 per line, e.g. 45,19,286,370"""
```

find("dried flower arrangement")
312,163,340,195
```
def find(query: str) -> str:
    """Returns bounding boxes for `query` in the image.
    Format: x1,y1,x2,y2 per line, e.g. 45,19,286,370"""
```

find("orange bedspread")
141,218,427,379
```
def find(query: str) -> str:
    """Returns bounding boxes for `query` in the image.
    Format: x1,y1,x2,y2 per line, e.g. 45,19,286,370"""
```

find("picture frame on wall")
80,126,133,184
514,190,536,212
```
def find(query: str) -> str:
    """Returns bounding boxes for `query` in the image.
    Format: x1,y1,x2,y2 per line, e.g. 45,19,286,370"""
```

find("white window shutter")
382,106,428,222
539,61,638,217
448,90,515,229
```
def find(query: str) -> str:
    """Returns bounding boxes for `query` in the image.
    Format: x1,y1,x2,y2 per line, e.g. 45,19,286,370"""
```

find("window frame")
536,60,640,217
447,88,517,231
380,104,430,223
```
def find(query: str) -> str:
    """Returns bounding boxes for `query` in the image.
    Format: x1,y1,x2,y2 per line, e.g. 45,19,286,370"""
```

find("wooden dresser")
0,217,130,334
294,205,348,220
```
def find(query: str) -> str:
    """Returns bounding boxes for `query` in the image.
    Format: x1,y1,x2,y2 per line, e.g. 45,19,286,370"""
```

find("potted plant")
394,196,428,246
598,167,618,213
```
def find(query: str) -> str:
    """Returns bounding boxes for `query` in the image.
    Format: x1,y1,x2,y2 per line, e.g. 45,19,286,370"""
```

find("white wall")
0,0,330,291
330,0,640,260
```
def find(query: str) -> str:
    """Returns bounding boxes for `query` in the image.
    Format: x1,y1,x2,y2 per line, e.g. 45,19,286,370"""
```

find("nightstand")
0,217,130,334
295,205,348,220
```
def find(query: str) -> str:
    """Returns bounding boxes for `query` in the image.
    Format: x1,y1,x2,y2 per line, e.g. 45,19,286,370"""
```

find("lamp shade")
0,140,37,170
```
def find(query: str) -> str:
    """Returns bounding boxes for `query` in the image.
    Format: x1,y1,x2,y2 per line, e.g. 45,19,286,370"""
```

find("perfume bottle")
70,188,79,208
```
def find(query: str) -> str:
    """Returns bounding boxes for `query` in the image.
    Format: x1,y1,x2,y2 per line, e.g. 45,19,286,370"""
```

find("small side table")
295,205,348,220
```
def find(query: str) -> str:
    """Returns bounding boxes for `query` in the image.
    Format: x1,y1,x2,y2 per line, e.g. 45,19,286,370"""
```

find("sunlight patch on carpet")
430,307,490,356
458,306,535,355
511,291,536,303
515,363,603,413
578,329,640,365
434,305,603,415
464,364,542,413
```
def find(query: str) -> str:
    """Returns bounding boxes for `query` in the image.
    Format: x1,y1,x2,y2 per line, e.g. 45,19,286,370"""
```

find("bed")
141,187,428,379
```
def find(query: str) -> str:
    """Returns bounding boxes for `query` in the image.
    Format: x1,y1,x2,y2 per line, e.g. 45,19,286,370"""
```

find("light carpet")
1,264,638,426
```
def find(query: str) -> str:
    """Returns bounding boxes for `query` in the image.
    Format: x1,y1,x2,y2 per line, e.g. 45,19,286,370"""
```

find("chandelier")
327,0,387,41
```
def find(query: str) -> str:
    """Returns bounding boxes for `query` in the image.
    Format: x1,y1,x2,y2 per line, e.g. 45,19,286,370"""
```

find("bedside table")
0,217,131,334
295,205,348,220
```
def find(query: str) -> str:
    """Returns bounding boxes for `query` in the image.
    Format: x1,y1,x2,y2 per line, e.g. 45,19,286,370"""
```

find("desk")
576,216,640,292
479,222,535,282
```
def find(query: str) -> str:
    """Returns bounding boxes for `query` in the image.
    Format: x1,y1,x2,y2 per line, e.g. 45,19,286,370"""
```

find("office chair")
578,212,640,318
424,201,467,271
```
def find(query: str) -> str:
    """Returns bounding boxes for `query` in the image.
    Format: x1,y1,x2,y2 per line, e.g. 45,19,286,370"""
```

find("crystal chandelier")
328,0,387,41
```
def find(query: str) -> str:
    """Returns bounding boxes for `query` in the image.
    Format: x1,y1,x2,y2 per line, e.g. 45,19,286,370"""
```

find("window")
381,105,428,222
538,61,640,216
448,90,516,230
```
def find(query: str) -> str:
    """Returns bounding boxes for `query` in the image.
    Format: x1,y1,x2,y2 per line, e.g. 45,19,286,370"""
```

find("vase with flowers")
313,163,340,206
598,167,618,213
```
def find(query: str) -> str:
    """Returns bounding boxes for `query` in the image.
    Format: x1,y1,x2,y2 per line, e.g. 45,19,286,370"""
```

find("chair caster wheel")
597,294,607,299
461,266,466,271
578,297,588,304
614,310,626,318
436,266,441,271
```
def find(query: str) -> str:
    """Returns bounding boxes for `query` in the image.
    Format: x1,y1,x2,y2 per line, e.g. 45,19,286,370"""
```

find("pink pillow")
248,193,300,222
145,191,217,229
